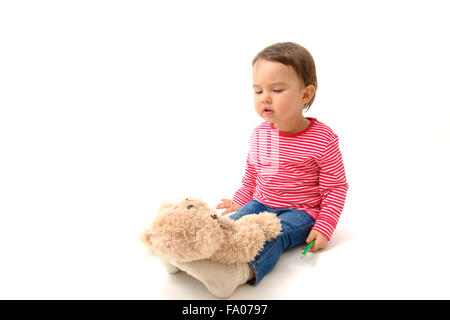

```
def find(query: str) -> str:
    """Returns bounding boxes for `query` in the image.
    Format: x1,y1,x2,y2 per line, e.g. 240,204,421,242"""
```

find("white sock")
174,259,250,298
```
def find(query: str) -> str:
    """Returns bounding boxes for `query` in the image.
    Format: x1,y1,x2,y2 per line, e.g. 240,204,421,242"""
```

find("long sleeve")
232,152,257,207
312,136,349,240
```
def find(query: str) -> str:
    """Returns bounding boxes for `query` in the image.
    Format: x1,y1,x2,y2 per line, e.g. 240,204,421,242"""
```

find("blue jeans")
228,200,315,285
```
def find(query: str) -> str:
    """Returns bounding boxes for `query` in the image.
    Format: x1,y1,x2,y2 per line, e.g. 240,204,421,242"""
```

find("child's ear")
301,84,315,104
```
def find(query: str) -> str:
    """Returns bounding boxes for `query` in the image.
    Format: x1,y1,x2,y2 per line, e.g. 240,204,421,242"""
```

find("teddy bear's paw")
157,257,181,274
257,211,282,239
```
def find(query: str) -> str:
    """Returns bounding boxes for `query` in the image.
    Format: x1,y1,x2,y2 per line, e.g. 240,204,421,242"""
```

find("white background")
1,0,449,299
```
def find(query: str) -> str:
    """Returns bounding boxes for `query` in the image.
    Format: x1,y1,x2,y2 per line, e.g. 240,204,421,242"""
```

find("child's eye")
254,90,283,94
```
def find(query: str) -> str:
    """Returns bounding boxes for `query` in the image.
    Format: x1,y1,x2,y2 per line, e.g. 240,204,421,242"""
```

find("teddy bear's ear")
139,230,152,246
139,231,158,257
158,201,172,211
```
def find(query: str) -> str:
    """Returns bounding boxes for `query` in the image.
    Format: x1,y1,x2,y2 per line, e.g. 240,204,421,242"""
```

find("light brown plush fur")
140,198,282,264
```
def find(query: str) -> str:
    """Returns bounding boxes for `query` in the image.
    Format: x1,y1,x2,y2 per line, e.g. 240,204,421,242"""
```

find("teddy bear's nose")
187,204,194,209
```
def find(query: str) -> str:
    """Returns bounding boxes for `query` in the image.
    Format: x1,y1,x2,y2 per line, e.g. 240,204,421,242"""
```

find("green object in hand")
301,240,315,259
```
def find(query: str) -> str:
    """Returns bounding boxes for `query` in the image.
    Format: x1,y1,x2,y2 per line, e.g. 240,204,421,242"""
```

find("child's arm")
313,136,349,241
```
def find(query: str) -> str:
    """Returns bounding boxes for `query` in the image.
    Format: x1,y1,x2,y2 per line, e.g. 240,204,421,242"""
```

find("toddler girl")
172,42,349,298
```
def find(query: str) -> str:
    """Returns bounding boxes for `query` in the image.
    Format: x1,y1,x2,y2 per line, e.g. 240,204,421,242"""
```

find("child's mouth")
264,108,273,115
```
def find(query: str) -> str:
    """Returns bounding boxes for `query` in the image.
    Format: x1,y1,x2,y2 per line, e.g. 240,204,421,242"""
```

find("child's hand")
216,199,241,216
305,229,329,252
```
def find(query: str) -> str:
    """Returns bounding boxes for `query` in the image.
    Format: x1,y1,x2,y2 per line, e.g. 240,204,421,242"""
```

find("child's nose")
263,97,272,105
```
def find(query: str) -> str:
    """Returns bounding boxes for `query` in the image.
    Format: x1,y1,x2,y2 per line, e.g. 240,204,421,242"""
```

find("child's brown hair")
252,42,317,112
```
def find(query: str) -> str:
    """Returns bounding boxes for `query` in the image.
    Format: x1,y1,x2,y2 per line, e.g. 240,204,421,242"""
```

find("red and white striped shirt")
232,117,349,240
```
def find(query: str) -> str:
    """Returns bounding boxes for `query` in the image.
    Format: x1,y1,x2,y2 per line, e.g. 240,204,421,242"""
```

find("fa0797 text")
226,304,267,315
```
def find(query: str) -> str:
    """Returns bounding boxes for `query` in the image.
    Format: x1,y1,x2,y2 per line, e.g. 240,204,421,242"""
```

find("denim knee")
277,210,315,251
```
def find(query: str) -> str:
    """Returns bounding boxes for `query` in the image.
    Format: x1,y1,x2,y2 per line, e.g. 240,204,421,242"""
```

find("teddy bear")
140,198,282,265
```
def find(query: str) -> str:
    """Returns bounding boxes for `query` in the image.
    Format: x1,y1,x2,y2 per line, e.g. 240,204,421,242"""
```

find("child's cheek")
276,99,289,113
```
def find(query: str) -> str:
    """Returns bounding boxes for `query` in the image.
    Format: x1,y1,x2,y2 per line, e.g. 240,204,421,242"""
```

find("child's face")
252,59,310,124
